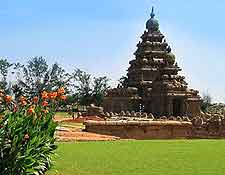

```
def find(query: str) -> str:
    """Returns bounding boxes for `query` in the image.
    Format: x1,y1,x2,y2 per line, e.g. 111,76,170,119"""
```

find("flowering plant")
0,88,67,175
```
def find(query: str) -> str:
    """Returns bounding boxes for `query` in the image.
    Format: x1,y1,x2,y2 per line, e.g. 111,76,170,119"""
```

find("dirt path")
56,129,120,141
54,114,119,141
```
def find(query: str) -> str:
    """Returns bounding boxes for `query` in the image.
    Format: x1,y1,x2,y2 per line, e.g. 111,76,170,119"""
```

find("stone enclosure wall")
84,120,193,139
83,112,225,139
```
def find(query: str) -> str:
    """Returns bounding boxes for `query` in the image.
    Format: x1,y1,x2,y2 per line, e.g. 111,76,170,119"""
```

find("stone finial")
146,6,159,32
126,111,131,117
177,116,182,121
160,116,167,120
168,116,176,121
105,112,111,118
110,112,115,117
183,116,191,122
136,112,142,118
142,112,148,118
192,116,203,127
120,111,126,116
131,111,136,117
150,6,155,18
147,113,154,120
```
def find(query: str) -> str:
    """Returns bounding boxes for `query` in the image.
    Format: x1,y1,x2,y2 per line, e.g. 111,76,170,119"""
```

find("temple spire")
146,6,159,32
150,6,155,18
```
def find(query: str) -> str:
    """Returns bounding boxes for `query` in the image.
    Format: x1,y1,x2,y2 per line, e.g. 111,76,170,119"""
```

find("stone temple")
103,7,201,117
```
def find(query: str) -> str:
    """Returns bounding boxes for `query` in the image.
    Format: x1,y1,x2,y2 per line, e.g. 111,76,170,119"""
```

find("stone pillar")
168,98,173,116
111,101,114,112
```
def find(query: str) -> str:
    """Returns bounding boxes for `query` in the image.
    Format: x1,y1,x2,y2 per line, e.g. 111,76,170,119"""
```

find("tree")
201,91,212,112
0,58,13,93
118,75,128,88
72,69,92,106
92,76,110,106
71,69,110,106
13,57,70,98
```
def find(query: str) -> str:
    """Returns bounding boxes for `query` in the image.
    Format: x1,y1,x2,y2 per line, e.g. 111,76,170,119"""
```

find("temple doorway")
173,99,182,116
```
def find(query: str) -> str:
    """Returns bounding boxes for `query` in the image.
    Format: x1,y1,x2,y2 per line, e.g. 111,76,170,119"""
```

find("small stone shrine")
103,7,201,117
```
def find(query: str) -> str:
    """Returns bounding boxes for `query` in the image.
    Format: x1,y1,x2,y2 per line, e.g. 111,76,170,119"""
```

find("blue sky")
0,0,225,102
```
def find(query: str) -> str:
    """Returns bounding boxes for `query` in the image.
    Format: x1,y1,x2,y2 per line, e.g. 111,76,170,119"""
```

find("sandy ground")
54,115,119,141
56,129,119,141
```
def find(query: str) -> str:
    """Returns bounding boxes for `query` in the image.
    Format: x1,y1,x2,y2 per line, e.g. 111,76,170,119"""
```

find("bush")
0,88,66,175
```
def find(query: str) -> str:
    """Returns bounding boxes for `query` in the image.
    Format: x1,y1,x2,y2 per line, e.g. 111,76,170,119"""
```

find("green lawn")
55,112,71,118
59,122,84,130
47,140,225,175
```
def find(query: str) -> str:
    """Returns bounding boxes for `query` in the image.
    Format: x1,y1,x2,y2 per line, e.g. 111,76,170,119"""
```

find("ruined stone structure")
84,120,193,139
103,7,201,117
84,113,225,139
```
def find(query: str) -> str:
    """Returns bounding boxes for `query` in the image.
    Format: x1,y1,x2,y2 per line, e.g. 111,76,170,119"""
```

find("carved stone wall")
83,112,225,139
84,120,193,139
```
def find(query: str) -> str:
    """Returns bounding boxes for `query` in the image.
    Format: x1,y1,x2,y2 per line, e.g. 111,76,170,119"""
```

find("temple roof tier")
104,7,201,117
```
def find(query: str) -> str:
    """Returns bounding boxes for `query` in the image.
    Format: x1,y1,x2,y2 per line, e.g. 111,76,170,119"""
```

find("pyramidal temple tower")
103,7,201,117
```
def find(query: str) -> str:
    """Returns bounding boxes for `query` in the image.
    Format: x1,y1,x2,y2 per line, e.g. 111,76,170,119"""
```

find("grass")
55,112,71,118
59,122,84,130
47,140,225,175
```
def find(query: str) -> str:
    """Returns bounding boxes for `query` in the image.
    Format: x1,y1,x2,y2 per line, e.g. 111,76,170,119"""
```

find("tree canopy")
0,58,13,93
13,57,70,98
72,69,110,106
0,57,110,107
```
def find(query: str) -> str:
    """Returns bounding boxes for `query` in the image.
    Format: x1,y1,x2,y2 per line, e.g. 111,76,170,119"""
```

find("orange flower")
48,92,58,99
41,91,48,99
57,87,65,95
21,100,27,106
33,96,39,103
60,95,67,101
42,109,49,114
42,101,48,107
13,105,18,112
19,96,26,102
5,95,12,103
27,106,35,114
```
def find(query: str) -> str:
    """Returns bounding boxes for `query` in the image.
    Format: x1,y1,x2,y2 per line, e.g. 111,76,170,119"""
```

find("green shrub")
0,88,66,175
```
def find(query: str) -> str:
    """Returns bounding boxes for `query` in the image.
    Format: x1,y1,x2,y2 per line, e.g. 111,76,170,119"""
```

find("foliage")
72,69,92,106
72,69,110,106
204,103,225,114
47,140,225,175
92,76,110,106
0,57,111,108
118,76,128,88
201,92,212,112
13,57,70,98
0,88,67,175
0,58,13,93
